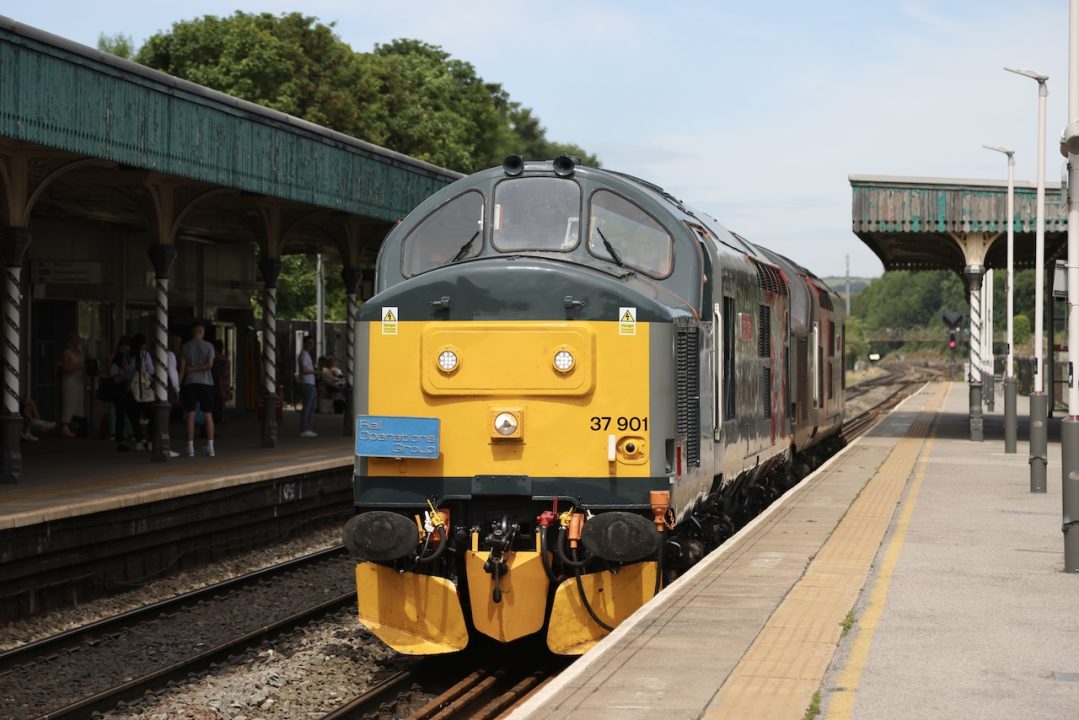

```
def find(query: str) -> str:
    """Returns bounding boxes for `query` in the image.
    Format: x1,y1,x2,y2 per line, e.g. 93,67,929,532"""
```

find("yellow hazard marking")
381,306,398,336
825,438,937,718
705,382,947,720
619,306,636,336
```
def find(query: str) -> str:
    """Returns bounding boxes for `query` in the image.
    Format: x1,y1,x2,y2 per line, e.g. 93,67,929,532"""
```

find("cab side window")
401,191,485,277
588,190,673,278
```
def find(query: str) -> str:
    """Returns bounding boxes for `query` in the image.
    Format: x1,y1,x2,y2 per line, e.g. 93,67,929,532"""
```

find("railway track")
843,364,942,440
320,640,570,720
0,545,357,719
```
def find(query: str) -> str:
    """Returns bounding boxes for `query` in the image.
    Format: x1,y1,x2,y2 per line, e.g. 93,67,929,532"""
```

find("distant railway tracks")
0,546,355,719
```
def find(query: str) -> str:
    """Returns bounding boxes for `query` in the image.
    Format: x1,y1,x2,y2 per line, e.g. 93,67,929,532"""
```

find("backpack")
132,351,155,403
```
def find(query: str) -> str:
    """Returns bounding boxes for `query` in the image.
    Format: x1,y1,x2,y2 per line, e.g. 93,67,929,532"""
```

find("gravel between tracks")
0,550,360,718
0,523,343,653
101,608,404,720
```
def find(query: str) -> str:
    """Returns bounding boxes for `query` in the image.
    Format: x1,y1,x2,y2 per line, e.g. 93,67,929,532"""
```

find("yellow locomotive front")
345,157,701,655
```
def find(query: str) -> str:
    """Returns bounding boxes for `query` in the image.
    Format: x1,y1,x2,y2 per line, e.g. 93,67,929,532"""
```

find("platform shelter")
850,174,1068,438
0,17,463,482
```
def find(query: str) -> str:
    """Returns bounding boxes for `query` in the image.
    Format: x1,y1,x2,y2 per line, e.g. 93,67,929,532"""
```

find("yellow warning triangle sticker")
384,310,396,322
621,310,634,322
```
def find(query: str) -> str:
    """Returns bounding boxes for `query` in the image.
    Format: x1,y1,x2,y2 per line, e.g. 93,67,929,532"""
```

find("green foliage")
1013,313,1032,346
137,13,366,133
97,32,137,59
803,690,821,719
132,13,598,174
852,270,966,331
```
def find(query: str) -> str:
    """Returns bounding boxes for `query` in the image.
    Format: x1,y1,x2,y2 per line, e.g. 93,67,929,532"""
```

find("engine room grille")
675,323,701,468
797,336,809,422
816,285,834,311
762,366,772,419
758,305,771,358
752,259,789,295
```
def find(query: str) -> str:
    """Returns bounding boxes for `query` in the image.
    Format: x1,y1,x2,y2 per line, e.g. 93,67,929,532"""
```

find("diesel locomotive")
343,156,845,655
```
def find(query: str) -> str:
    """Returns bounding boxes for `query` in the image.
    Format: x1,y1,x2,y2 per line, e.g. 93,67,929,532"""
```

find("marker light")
437,350,459,372
553,350,575,373
494,412,519,436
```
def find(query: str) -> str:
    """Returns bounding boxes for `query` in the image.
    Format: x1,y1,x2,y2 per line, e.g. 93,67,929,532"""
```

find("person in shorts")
180,322,216,457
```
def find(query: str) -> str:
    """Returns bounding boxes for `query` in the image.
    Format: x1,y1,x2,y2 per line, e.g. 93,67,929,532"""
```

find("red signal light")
949,340,956,348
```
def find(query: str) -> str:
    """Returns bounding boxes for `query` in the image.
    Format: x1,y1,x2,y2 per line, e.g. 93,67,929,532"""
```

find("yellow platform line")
705,382,947,720
825,429,937,718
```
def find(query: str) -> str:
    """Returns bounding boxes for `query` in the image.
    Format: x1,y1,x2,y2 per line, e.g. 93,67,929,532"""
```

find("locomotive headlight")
553,350,575,373
437,349,459,373
494,412,519,436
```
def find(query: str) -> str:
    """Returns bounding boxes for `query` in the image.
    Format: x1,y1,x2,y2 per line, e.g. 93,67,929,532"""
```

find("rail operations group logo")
381,307,398,336
619,307,637,336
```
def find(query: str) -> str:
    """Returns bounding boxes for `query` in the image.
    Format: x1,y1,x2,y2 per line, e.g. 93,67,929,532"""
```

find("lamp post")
1060,0,1079,570
1007,65,1049,492
984,144,1018,452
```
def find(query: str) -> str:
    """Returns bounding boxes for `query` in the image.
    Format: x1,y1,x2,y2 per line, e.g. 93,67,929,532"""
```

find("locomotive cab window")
401,190,485,277
588,190,673,278
492,178,580,252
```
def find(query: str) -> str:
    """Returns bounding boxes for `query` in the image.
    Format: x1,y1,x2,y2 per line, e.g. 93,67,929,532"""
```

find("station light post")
984,144,1018,453
1007,65,1049,492
1060,0,1079,570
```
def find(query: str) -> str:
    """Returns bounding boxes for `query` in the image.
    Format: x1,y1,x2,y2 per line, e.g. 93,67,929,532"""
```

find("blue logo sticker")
355,415,440,459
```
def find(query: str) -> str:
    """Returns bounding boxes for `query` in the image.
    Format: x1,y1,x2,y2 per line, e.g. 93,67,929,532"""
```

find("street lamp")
983,144,1018,454
1060,0,1079,570
1006,65,1049,493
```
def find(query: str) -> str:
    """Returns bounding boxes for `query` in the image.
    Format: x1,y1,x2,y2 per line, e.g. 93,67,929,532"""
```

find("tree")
137,13,366,133
98,32,136,59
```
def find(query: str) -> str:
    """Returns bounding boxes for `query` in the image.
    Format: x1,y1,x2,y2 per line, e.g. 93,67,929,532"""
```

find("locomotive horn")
552,154,577,177
502,154,525,176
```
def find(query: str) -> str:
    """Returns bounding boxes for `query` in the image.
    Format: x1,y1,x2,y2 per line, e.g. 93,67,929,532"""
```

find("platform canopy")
850,175,1068,273
0,15,463,258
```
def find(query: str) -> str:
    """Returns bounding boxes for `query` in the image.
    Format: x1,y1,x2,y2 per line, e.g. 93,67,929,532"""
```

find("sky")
3,1,1072,277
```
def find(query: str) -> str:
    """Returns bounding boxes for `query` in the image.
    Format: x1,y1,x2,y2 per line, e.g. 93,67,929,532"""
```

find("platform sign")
619,307,637,336
355,415,440,459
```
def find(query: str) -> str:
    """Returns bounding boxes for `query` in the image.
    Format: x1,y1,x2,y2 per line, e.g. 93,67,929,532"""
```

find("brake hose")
572,548,614,632
538,525,562,583
415,525,449,564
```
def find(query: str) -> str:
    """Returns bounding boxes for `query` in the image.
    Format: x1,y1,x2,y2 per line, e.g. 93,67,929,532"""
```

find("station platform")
511,382,1079,719
0,410,357,620
0,410,353,530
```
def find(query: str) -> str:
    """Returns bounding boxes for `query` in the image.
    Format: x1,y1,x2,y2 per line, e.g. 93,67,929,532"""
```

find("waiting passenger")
297,336,317,437
20,396,56,441
59,332,85,438
180,322,216,457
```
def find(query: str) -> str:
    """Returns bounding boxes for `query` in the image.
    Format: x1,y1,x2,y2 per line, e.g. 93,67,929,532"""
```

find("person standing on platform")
298,335,317,437
60,332,85,438
179,321,216,457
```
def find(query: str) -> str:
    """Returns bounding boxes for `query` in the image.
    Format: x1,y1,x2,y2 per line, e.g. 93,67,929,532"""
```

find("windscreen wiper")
451,231,480,262
595,227,624,266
